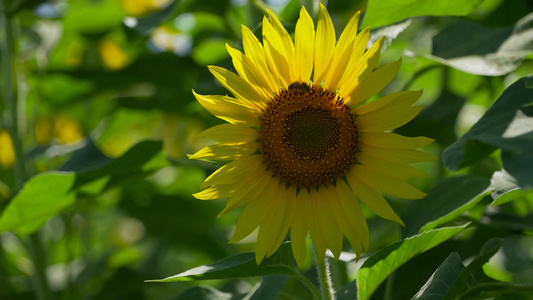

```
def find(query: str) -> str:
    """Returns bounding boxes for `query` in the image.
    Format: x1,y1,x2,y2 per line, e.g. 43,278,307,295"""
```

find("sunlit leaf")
0,172,75,235
490,170,533,206
443,75,533,186
428,13,533,76
412,252,465,300
146,242,299,282
356,224,470,300
363,0,483,28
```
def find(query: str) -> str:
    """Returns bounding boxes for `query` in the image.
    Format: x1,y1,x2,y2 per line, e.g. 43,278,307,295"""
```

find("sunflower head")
191,4,435,267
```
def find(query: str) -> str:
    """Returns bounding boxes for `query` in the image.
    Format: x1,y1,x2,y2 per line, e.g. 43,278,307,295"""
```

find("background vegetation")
0,0,532,299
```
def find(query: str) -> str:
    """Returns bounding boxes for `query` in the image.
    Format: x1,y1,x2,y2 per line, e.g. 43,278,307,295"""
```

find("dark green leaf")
428,13,533,75
74,140,166,191
126,1,178,36
176,286,233,300
412,252,465,300
443,238,503,300
337,281,357,300
401,176,490,237
245,276,288,300
363,0,483,28
356,224,470,300
443,76,533,182
0,172,75,235
146,242,299,282
395,89,465,147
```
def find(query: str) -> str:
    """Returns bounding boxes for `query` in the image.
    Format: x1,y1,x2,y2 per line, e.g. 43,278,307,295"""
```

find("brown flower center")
258,82,359,188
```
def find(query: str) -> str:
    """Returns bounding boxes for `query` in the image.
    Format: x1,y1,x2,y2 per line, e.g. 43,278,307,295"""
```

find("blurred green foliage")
0,0,533,299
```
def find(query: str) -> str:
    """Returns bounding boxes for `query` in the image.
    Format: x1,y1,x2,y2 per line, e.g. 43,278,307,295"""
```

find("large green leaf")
146,242,299,282
443,238,502,300
401,176,490,237
363,0,483,28
356,224,469,300
427,13,533,76
0,172,75,235
412,252,465,300
443,75,533,186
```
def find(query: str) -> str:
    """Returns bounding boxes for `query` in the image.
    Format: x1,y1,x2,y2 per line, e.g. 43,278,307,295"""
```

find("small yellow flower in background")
0,129,16,168
120,0,171,17
98,38,129,70
191,5,435,267
54,117,84,144
34,117,54,145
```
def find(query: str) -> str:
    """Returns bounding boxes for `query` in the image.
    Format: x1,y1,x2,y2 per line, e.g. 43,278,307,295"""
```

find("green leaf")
412,252,465,300
401,176,490,237
74,140,166,192
395,90,465,147
369,19,412,52
146,242,299,282
337,281,357,300
443,76,533,183
427,13,533,76
490,170,533,206
176,286,233,300
363,0,483,28
443,238,503,300
191,39,231,65
245,276,288,300
0,172,75,235
356,224,470,300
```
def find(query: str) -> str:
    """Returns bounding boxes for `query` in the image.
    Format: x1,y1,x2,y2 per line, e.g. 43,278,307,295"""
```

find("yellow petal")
344,172,405,225
230,178,279,244
349,164,427,200
357,153,427,180
193,184,234,200
226,44,275,97
325,11,361,89
339,34,382,98
347,56,401,106
360,144,436,164
355,90,422,115
201,154,263,189
355,90,423,132
294,6,315,82
266,9,296,79
291,191,310,267
313,3,336,85
218,169,272,218
263,16,292,86
208,66,267,110
193,91,259,126
241,25,278,92
199,124,258,143
189,141,259,161
308,189,327,264
336,179,369,251
361,131,434,149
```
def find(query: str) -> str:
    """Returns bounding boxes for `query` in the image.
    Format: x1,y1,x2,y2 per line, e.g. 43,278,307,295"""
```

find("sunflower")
191,4,434,267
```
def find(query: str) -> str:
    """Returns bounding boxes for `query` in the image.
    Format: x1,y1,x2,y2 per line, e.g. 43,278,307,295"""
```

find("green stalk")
1,2,53,300
294,272,322,300
318,258,335,300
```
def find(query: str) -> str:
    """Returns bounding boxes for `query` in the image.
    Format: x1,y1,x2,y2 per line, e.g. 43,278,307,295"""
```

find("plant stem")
1,2,53,300
383,271,395,300
294,272,322,300
318,258,335,300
